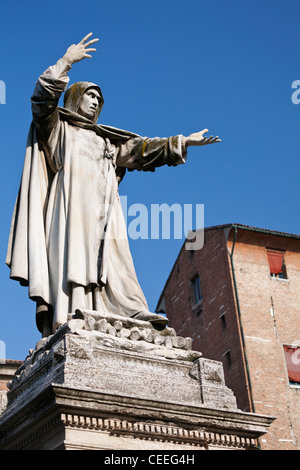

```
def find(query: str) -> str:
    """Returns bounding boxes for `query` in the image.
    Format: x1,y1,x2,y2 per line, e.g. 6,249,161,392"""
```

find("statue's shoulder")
99,124,140,141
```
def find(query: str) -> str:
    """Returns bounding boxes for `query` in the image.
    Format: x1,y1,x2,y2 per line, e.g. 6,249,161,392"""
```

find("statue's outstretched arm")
116,128,221,172
183,129,221,147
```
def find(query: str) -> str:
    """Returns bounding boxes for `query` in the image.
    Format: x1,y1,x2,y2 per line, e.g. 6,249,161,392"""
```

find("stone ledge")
0,384,275,450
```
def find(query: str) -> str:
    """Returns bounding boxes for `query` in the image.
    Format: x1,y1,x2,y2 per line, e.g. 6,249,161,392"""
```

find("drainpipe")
229,225,256,415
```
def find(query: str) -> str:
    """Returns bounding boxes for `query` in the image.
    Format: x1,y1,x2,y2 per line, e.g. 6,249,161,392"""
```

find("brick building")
156,223,300,450
0,360,22,413
0,361,23,392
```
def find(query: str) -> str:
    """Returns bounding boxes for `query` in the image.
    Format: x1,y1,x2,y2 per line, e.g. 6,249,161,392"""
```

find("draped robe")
6,58,187,333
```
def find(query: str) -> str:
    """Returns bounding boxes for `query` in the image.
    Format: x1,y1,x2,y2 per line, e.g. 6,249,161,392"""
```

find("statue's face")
78,88,102,120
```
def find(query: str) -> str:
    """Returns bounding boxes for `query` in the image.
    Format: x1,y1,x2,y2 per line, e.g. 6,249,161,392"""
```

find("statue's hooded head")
64,81,104,123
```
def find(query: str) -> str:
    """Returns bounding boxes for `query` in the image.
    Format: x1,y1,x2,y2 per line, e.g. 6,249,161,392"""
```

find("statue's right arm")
31,33,99,167
31,58,72,167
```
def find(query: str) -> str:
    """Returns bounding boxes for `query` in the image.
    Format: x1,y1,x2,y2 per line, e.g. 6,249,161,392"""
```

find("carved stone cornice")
7,407,260,450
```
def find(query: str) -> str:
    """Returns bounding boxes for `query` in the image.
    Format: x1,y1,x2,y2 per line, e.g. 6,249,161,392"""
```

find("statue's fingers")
85,38,99,47
80,32,93,44
85,48,97,53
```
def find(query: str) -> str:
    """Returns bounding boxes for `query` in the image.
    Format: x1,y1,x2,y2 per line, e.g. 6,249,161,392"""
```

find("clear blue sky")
1,0,300,360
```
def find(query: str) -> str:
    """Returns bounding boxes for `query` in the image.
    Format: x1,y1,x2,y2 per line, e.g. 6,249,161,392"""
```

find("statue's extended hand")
184,129,221,147
63,32,99,65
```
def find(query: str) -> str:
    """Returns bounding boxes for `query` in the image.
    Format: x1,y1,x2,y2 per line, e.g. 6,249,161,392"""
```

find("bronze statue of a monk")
6,33,220,337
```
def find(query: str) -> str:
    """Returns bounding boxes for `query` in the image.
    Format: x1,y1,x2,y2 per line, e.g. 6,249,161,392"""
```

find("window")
283,345,300,386
222,350,232,368
191,275,202,305
267,250,288,279
220,313,227,331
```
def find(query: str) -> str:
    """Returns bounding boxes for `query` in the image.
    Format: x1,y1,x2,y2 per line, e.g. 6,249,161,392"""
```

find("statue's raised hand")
63,33,99,65
184,129,221,147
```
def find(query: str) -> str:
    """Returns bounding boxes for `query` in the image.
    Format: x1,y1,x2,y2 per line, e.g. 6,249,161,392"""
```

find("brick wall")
0,361,23,391
228,228,300,450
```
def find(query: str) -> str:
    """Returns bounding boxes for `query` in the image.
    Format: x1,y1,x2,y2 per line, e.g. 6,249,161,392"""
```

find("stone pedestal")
0,310,274,450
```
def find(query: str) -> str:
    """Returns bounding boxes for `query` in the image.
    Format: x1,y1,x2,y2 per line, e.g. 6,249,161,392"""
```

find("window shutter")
283,345,300,383
267,251,284,274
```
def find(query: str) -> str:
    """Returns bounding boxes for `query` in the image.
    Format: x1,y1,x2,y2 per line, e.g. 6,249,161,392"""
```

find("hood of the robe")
64,81,104,123
61,82,140,143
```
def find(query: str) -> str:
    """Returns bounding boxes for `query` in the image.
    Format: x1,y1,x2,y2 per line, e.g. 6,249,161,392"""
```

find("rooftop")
202,223,300,240
155,223,300,310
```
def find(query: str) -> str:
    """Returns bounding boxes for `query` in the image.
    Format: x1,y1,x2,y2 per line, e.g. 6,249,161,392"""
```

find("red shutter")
283,345,300,383
267,251,283,274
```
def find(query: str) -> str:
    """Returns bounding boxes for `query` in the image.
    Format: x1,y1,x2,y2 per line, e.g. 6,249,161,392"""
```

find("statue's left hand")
184,129,221,147
63,32,99,65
